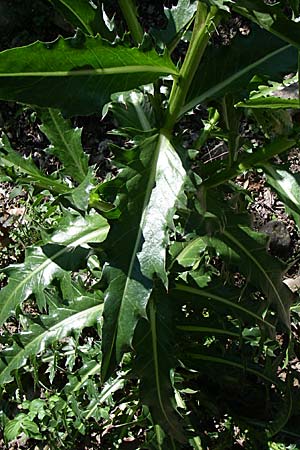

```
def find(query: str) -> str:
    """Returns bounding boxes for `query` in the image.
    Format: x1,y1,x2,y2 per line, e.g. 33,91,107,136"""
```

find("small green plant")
1,0,300,448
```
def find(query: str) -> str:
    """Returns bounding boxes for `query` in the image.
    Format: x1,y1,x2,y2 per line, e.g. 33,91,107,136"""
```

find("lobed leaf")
0,133,69,194
0,288,103,385
0,211,109,324
0,34,178,117
39,108,89,183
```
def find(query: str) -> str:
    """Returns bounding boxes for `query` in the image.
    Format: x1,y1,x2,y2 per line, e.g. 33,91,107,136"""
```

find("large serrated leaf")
184,25,298,115
101,133,186,377
39,108,89,183
0,35,178,117
0,211,109,324
0,286,103,385
133,292,185,443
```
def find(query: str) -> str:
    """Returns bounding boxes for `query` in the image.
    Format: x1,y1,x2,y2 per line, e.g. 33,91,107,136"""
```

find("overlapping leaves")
0,211,109,324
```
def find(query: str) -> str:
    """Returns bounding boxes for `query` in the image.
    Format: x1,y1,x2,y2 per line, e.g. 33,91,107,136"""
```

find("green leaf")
63,170,95,211
233,0,300,48
133,291,185,443
236,78,300,109
207,223,292,328
0,211,109,324
0,133,69,194
151,0,197,49
46,0,104,36
110,89,157,136
0,35,178,117
237,96,300,109
183,25,298,115
174,282,276,332
39,108,89,183
264,163,300,227
173,237,207,268
0,287,103,386
101,133,186,377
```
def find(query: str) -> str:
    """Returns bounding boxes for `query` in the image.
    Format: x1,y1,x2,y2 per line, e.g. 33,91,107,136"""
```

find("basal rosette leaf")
0,287,103,385
100,133,186,377
39,109,89,183
0,211,109,324
0,34,178,117
184,25,298,115
133,291,185,443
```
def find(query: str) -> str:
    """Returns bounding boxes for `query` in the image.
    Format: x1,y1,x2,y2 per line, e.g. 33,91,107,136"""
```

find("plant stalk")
164,3,220,132
118,0,144,45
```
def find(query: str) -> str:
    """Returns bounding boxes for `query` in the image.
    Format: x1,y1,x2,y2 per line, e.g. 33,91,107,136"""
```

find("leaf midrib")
0,66,179,77
181,43,292,115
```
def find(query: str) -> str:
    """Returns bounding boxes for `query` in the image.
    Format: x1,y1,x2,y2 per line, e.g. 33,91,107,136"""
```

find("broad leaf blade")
133,292,185,443
101,133,186,376
0,35,178,117
39,108,89,183
0,211,109,324
184,26,298,115
0,288,103,385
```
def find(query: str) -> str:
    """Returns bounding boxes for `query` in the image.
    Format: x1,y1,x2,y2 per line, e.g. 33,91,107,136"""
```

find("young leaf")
110,89,157,137
101,133,186,377
0,288,103,386
0,211,109,324
0,35,178,117
183,25,298,115
39,108,89,183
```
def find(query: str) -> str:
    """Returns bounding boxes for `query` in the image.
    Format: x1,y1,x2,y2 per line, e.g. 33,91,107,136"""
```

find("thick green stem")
118,0,144,46
164,3,220,132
